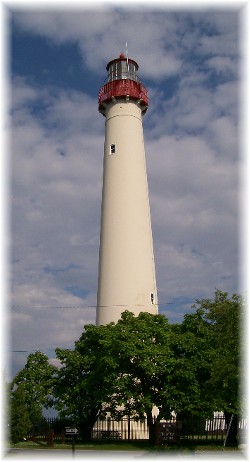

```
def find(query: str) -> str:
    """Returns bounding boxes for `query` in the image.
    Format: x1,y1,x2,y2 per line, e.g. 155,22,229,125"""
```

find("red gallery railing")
98,79,148,112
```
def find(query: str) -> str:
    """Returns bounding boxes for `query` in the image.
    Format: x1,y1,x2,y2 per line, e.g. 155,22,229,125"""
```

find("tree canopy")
53,290,242,435
11,351,57,424
181,289,242,416
10,384,31,443
10,290,243,443
54,323,120,440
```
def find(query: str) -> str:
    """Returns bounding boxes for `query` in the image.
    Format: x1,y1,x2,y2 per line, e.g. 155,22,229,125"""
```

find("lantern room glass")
108,61,138,82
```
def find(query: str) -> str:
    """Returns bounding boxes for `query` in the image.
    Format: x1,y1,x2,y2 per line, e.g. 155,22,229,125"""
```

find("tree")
54,291,242,444
54,323,120,441
11,351,58,426
203,290,242,415
100,311,202,440
10,384,31,443
54,311,203,443
99,311,174,441
180,290,243,444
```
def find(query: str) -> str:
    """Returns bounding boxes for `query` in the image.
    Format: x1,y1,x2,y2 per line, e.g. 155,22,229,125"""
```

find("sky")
1,0,248,383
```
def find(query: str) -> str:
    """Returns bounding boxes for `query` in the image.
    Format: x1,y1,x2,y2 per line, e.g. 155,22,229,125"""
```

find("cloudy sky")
2,1,246,381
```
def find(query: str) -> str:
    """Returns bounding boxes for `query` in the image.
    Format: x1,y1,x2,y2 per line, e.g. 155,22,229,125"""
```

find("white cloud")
10,79,101,377
8,8,241,379
207,115,238,161
13,10,116,43
11,76,39,108
147,129,238,306
206,56,237,75
12,10,185,79
12,9,240,85
213,80,238,120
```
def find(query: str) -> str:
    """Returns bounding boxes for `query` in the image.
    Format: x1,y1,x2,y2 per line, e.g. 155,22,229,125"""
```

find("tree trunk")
146,411,156,444
79,422,92,442
224,412,238,446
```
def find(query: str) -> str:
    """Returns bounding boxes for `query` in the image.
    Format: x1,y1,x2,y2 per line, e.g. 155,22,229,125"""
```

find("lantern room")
107,54,139,82
98,54,149,115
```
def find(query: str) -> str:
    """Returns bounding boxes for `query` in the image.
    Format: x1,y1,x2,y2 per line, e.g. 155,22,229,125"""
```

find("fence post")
107,416,111,433
224,414,234,447
154,421,160,445
47,429,54,447
128,416,131,441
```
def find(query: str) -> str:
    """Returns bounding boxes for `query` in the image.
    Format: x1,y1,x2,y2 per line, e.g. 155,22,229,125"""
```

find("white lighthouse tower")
96,54,158,325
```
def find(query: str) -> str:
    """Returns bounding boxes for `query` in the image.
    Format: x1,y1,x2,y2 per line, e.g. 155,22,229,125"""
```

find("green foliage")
10,384,32,443
98,311,202,421
54,323,121,439
181,289,242,415
11,351,58,424
11,289,242,443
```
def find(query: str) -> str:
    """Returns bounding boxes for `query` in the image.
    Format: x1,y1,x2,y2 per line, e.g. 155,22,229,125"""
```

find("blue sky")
3,1,245,381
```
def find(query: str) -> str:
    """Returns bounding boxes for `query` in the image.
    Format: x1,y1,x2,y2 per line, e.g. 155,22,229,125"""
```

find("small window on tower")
110,144,116,155
151,293,154,304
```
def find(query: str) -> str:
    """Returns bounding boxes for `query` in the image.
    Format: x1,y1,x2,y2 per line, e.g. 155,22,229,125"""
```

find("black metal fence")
92,416,228,442
92,416,148,441
27,415,247,444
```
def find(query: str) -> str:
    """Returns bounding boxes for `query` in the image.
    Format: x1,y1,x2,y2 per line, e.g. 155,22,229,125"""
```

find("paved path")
4,448,247,460
4,449,147,459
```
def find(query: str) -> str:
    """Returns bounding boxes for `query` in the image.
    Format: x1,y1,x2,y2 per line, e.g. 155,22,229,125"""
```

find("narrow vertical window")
151,293,154,304
110,144,116,155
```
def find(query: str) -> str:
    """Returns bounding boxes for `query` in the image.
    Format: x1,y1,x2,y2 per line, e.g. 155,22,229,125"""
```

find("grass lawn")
7,439,241,452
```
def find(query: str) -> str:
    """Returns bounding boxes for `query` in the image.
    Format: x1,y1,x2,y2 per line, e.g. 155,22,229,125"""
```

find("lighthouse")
96,54,158,325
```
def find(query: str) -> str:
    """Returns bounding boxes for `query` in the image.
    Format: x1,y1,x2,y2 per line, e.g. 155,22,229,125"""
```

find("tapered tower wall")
96,56,158,325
